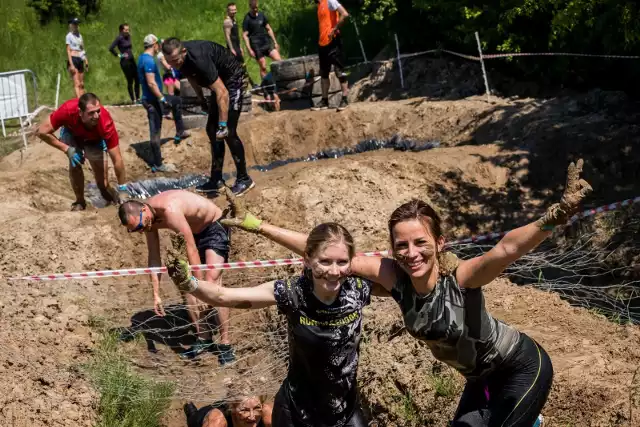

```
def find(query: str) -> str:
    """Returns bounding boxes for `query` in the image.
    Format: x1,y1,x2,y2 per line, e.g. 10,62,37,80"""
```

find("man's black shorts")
193,221,231,263
251,41,273,60
319,37,346,79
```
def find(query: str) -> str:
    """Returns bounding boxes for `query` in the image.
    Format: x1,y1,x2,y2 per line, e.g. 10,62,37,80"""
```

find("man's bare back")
145,190,223,235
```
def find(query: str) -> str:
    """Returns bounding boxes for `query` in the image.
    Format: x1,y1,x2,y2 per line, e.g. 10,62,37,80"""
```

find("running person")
242,0,282,79
36,93,127,210
184,380,273,427
162,37,255,196
65,17,88,98
118,190,236,364
138,34,190,173
312,0,350,111
109,23,140,103
221,160,594,426
167,211,389,426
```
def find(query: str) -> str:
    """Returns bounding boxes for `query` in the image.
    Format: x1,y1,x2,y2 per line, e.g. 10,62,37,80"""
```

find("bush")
85,332,174,427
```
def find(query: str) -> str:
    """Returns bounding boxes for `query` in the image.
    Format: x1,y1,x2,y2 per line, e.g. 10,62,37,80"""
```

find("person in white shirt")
65,17,88,98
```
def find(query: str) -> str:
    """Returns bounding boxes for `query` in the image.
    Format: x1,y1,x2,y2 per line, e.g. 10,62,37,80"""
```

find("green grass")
1,0,315,106
429,370,459,398
85,332,174,427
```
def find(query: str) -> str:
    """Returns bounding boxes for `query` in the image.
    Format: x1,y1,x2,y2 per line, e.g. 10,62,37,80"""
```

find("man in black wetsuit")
109,23,140,103
162,37,255,196
242,0,282,79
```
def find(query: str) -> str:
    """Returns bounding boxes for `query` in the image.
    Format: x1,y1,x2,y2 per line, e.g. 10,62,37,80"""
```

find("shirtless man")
118,190,235,364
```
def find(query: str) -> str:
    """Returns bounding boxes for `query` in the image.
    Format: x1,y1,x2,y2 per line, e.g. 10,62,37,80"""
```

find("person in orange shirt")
312,0,350,111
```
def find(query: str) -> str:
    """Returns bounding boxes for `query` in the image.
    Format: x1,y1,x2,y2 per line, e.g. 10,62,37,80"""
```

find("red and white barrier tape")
482,52,640,60
9,196,639,282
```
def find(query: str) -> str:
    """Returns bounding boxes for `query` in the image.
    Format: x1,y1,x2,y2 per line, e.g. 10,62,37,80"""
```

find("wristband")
218,121,227,127
160,96,166,102
541,224,555,232
118,184,127,191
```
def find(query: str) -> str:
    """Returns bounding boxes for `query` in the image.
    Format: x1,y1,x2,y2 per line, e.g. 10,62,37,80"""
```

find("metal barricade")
0,69,38,147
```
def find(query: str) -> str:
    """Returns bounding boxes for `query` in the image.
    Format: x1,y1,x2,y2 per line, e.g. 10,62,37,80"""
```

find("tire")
278,74,341,101
181,114,208,130
311,91,343,108
180,78,212,99
271,54,321,82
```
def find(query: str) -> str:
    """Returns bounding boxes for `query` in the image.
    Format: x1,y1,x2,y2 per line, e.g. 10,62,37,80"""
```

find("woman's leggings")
120,57,140,101
451,333,553,427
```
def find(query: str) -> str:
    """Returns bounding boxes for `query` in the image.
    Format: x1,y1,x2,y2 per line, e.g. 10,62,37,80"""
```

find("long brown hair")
304,222,356,259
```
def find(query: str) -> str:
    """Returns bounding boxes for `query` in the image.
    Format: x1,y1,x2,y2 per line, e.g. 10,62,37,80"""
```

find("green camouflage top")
391,269,520,378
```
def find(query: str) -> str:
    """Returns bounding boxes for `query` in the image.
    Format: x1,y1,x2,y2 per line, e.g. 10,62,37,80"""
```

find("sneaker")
179,339,214,360
210,343,236,366
311,98,329,111
337,96,349,111
195,179,225,194
231,178,255,197
153,163,178,173
71,201,87,211
174,131,191,145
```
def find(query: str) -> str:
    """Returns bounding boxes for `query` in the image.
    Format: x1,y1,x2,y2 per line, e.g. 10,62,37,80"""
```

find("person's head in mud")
77,93,102,128
227,395,267,427
303,222,355,301
249,0,259,16
118,200,155,233
119,23,130,38
388,199,446,282
227,2,238,19
161,37,187,70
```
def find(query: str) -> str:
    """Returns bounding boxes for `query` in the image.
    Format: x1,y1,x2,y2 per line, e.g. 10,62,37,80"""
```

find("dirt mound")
1,92,639,426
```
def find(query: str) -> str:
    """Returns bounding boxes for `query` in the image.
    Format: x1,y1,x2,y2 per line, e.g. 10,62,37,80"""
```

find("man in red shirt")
36,93,127,210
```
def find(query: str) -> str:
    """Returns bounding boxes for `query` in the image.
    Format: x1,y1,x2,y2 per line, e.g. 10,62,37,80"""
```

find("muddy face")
231,397,263,427
305,242,352,297
391,218,443,279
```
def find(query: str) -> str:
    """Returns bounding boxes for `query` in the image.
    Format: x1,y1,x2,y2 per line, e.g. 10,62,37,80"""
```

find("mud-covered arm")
456,223,552,289
457,159,592,289
191,279,277,309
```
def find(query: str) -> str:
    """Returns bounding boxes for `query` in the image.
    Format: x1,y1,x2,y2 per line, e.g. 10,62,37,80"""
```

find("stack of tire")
271,54,343,109
179,79,253,131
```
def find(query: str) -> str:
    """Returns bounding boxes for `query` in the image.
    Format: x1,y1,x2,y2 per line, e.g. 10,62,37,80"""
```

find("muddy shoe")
71,201,87,211
210,343,236,366
337,96,349,111
153,163,178,173
174,131,191,145
179,339,214,360
311,98,329,111
196,179,225,195
231,178,255,197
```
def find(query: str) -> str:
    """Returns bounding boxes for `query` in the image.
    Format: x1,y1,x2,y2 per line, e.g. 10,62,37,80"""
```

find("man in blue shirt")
138,34,190,172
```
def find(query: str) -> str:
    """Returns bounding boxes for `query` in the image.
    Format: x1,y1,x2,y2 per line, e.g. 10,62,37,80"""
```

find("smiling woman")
166,214,383,427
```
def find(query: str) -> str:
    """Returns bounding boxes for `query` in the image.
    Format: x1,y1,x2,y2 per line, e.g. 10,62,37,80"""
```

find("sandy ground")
0,93,639,426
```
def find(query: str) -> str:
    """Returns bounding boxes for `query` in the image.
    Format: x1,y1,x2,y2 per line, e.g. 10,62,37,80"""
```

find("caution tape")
482,52,640,60
9,196,640,282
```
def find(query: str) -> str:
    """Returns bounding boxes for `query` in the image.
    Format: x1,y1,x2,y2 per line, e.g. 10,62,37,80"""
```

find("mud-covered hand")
66,147,83,167
219,187,263,232
153,294,166,317
166,233,199,293
536,159,593,230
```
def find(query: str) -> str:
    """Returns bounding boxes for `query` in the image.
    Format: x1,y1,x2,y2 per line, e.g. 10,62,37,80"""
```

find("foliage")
28,0,102,24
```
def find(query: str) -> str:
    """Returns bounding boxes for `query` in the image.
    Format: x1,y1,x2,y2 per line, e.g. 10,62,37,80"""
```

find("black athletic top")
274,274,372,426
180,40,243,89
188,402,266,427
228,19,242,52
109,33,133,59
243,11,270,47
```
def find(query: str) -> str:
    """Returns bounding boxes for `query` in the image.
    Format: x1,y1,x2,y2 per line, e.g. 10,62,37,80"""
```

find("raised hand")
537,159,593,229
219,187,263,232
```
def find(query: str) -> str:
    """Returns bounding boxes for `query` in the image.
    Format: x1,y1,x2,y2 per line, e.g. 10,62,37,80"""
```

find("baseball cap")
143,34,159,48
68,17,80,24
